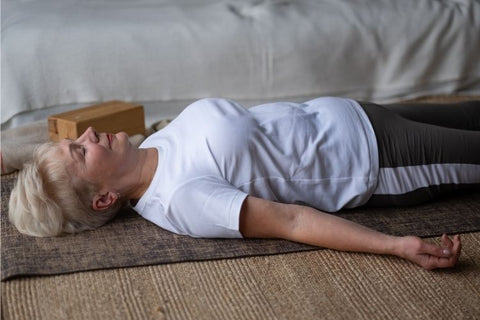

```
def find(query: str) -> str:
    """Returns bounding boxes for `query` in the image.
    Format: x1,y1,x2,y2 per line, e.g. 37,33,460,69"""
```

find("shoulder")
181,99,255,149
184,98,249,117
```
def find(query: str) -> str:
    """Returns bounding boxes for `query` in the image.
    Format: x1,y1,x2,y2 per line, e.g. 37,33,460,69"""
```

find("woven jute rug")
2,231,480,320
2,170,480,280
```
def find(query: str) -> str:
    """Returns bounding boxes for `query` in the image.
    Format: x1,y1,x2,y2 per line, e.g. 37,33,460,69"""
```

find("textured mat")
2,171,480,280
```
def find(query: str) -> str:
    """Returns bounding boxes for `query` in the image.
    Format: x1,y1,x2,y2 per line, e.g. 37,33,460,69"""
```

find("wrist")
383,235,405,257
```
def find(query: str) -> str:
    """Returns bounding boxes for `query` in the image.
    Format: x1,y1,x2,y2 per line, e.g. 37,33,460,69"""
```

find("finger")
429,256,458,269
438,236,462,268
454,234,461,244
442,234,454,249
419,241,449,258
452,235,462,258
445,235,461,257
440,234,454,256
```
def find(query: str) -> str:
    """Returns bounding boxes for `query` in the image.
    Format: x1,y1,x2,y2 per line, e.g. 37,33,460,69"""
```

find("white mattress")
2,0,480,128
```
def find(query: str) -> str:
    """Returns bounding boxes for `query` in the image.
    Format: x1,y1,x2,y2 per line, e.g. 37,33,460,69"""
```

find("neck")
127,147,158,201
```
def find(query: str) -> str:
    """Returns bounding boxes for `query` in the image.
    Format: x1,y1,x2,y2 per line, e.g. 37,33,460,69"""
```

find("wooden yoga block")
48,101,145,141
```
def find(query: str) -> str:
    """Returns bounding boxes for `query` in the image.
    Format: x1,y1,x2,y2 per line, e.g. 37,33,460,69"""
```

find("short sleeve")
166,176,248,238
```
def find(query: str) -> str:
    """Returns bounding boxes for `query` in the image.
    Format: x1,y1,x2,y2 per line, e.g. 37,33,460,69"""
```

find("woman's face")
59,127,136,190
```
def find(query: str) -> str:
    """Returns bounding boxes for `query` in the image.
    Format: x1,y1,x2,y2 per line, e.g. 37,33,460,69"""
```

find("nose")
77,127,99,143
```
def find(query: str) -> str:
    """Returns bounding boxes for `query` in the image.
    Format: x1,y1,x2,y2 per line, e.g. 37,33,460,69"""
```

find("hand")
396,234,461,270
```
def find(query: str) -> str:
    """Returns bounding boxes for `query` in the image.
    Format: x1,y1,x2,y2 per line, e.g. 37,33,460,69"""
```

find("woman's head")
8,128,130,237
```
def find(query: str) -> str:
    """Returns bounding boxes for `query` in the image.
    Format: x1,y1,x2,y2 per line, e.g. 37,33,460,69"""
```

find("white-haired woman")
9,97,480,270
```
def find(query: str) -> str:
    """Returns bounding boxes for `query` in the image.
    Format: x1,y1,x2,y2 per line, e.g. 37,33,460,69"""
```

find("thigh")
359,102,480,206
383,100,480,131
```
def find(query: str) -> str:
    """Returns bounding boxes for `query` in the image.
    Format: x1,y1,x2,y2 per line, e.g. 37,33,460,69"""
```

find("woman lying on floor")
9,97,480,270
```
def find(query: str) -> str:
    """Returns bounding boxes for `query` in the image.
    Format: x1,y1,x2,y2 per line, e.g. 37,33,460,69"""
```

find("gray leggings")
359,100,480,207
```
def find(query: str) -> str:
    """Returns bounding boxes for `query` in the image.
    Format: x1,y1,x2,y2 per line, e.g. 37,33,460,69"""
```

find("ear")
92,191,119,211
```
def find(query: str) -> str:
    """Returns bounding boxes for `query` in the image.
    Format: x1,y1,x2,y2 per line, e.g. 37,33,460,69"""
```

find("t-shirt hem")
349,99,380,203
228,191,249,238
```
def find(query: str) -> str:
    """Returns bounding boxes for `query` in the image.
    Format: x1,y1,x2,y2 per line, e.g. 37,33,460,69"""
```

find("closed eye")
68,142,85,163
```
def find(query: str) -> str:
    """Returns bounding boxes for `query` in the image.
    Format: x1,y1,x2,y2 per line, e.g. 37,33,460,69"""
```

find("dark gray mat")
2,172,480,280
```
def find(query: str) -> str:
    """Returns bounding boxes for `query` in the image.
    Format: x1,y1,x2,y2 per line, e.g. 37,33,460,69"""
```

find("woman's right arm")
239,196,461,270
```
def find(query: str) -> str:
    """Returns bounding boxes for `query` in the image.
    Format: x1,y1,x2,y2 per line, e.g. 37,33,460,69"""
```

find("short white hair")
9,142,123,237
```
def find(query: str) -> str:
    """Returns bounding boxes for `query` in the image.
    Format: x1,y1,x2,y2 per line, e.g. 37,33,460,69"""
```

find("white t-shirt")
134,97,379,238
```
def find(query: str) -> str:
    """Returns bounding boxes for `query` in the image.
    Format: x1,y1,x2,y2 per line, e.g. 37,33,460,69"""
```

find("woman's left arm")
239,196,461,270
